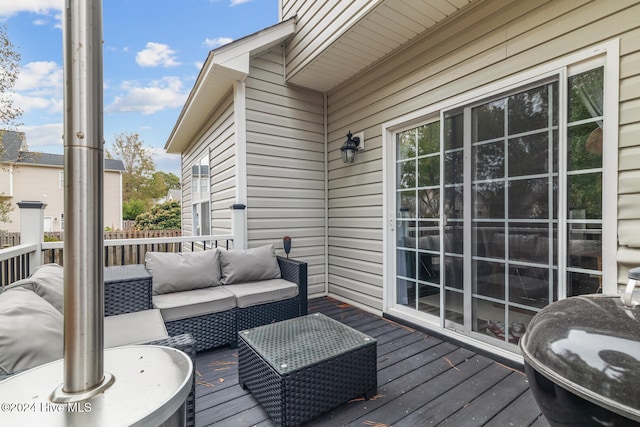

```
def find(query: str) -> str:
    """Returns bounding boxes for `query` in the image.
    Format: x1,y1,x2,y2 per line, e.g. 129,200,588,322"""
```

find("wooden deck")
194,297,549,427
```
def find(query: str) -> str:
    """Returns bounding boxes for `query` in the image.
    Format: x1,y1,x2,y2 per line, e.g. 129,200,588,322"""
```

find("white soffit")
287,0,475,93
165,17,296,154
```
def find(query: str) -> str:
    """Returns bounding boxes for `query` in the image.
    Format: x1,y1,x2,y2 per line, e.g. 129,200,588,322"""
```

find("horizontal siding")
182,92,236,238
1,165,121,233
245,48,326,296
283,0,375,78
325,0,640,311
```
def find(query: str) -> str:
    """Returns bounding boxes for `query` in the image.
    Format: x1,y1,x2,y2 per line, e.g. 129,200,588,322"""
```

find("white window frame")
192,155,211,237
383,40,619,315
59,171,64,189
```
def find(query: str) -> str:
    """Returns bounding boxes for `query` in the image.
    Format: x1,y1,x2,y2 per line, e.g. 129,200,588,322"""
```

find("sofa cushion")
145,250,222,295
223,278,298,308
0,287,64,374
104,309,169,348
152,286,236,322
219,244,281,285
5,263,64,313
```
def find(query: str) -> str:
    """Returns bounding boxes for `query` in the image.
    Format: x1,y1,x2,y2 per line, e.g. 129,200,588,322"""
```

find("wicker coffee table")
238,313,377,426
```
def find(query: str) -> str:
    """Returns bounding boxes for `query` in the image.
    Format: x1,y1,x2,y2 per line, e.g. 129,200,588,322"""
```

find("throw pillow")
145,250,222,295
219,244,281,285
0,287,64,374
5,263,64,313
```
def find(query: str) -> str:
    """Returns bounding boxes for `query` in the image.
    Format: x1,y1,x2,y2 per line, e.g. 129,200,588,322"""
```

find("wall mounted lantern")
340,131,362,164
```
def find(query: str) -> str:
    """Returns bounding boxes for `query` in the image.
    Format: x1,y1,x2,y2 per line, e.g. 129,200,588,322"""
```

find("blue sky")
1,0,280,175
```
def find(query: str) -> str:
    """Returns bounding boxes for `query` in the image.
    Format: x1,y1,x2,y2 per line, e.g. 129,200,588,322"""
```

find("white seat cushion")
153,286,236,322
104,309,169,348
224,279,298,308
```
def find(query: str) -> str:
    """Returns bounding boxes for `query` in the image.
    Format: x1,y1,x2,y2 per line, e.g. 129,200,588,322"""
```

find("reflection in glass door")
470,81,559,346
396,121,442,318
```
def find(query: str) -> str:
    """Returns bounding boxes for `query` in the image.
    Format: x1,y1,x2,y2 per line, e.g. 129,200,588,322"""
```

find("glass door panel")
396,121,441,315
443,111,464,327
471,81,558,346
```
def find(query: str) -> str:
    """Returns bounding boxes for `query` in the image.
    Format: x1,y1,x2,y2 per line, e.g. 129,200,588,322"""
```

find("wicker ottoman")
238,313,377,426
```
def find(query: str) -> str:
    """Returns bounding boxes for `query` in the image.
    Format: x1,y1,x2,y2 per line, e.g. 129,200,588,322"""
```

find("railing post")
17,201,47,273
231,204,247,250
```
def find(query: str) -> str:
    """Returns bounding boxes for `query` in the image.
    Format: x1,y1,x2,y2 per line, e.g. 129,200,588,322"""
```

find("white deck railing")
1,234,234,287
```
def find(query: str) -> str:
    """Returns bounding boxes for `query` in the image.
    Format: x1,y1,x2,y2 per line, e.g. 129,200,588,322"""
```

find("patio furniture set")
0,243,377,426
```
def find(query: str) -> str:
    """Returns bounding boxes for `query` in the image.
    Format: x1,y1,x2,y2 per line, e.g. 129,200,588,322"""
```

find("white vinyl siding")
325,0,638,313
283,1,379,79
182,93,235,237
245,47,326,297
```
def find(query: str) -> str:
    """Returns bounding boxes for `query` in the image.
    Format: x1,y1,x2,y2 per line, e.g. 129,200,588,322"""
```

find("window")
59,171,64,189
192,156,210,236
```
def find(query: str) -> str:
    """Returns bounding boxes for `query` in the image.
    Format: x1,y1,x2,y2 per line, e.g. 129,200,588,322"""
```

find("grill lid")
520,269,640,422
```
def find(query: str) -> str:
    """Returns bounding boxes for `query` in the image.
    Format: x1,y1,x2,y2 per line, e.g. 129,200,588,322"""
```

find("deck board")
195,296,548,426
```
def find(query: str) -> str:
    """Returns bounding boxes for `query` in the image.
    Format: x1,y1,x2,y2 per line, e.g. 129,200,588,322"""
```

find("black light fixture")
340,131,361,164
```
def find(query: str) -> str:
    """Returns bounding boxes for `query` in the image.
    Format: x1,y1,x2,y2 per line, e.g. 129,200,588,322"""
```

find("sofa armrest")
146,333,196,363
277,256,308,315
104,265,153,316
145,333,196,427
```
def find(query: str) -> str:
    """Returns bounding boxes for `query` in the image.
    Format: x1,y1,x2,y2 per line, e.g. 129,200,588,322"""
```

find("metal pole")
53,0,111,398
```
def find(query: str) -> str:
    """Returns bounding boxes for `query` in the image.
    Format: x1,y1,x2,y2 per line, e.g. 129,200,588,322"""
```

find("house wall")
181,92,236,237
281,0,379,82
103,171,123,231
245,47,326,296
1,164,122,233
324,0,640,312
0,167,11,196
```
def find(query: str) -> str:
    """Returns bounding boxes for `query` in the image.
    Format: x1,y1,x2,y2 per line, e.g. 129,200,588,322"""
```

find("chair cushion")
104,309,169,348
145,250,222,295
5,263,64,313
0,287,63,374
223,279,298,308
153,287,236,322
219,244,281,285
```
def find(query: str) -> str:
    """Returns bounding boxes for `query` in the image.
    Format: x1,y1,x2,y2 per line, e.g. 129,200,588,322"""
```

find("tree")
0,25,21,128
0,25,22,224
123,199,146,221
134,200,181,230
106,132,156,204
148,171,180,200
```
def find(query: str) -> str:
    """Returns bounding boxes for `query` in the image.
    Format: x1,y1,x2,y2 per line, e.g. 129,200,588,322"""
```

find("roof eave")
164,17,296,154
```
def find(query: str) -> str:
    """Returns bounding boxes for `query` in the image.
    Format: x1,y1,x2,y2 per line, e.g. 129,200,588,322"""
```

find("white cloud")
12,61,63,114
0,0,61,18
15,61,62,92
204,37,233,49
18,123,63,150
136,42,180,68
230,0,252,6
105,77,187,115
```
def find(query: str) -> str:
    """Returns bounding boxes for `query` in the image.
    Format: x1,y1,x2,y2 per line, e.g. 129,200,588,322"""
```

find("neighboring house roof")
167,189,181,201
0,130,125,172
164,17,296,154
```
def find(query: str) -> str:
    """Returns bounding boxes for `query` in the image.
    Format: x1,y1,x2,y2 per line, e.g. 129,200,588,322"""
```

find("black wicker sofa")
140,245,308,352
0,263,198,427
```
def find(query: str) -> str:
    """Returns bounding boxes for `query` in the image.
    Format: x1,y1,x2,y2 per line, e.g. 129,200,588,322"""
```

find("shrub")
134,200,180,231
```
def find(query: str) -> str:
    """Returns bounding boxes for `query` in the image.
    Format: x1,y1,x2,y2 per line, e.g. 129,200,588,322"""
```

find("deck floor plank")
194,296,546,426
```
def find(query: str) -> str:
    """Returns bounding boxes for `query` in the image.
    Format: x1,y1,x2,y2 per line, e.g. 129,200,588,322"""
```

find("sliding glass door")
393,65,605,349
